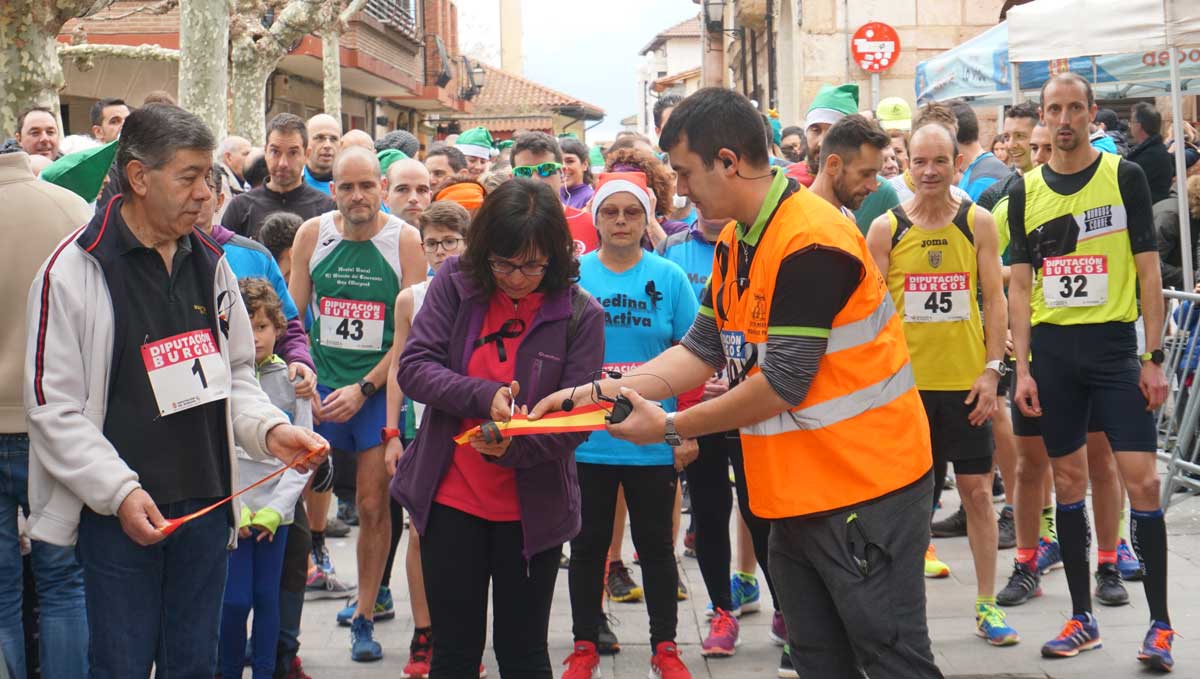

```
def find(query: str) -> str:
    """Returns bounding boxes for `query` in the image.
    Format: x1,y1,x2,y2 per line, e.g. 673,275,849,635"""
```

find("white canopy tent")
1008,0,1200,287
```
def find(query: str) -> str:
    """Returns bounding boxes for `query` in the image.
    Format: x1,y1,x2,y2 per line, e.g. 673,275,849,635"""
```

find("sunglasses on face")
512,162,563,178
597,205,646,222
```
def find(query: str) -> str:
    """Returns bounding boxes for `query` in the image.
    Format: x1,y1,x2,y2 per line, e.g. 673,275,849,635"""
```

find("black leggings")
382,495,404,590
569,462,678,647
420,503,561,679
687,433,778,612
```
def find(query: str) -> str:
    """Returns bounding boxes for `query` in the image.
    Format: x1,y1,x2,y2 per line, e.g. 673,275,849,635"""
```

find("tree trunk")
322,30,342,121
228,0,328,144
179,0,229,141
0,0,115,136
320,0,366,122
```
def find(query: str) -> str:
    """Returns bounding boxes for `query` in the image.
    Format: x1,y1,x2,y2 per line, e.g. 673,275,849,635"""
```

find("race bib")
904,272,971,323
721,330,758,387
1042,255,1108,308
319,297,385,351
140,329,230,417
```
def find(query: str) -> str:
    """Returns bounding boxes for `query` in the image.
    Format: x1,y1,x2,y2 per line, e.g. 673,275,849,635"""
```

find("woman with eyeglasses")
392,179,604,678
559,138,596,210
561,173,699,679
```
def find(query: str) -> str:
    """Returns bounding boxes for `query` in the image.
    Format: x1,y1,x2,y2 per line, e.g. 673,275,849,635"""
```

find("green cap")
40,139,119,203
496,139,515,151
377,148,409,176
805,84,860,128
589,144,605,170
456,126,495,159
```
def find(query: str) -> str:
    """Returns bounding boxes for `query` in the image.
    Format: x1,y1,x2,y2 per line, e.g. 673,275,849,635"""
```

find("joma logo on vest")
920,238,949,248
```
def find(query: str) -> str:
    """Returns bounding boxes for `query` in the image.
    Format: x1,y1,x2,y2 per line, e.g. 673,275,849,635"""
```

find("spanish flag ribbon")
453,403,611,445
158,445,328,537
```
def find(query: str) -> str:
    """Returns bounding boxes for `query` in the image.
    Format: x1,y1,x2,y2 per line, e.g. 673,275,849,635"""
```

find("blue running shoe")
1041,613,1101,658
731,572,761,615
337,586,395,626
1118,539,1144,581
976,603,1020,646
1138,620,1176,672
1037,537,1063,574
350,616,383,662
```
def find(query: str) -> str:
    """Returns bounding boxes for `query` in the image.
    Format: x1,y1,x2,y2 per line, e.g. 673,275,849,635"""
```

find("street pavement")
296,485,1200,678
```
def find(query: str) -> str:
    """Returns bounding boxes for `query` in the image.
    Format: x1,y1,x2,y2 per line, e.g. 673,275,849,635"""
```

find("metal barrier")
1157,289,1200,508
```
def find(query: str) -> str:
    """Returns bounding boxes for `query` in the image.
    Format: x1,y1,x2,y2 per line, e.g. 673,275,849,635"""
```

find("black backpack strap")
566,285,592,349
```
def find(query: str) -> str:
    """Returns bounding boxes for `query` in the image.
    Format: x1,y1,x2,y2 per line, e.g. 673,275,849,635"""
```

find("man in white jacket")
24,103,328,678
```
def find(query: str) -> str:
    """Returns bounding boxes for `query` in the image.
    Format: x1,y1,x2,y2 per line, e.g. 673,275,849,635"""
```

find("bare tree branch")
83,0,179,22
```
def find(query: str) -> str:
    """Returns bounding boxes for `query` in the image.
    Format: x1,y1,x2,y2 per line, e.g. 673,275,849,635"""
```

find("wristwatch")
1141,349,1165,365
380,427,401,444
985,359,1009,377
664,412,683,447
358,379,377,398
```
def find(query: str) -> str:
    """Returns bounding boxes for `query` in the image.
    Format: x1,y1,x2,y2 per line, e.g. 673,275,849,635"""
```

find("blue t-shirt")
958,151,1010,201
658,229,716,302
303,166,331,195
575,252,699,466
223,235,300,321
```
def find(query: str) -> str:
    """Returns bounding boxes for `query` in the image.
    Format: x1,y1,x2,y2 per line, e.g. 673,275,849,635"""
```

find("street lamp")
459,57,485,101
703,0,725,33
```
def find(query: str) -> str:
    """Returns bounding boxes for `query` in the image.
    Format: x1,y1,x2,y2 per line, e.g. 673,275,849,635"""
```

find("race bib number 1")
320,297,386,351
1043,255,1108,308
140,329,230,417
904,273,971,323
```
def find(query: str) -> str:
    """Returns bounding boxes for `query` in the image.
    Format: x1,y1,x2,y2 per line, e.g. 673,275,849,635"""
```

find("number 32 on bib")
320,297,386,351
904,272,971,323
1043,255,1107,308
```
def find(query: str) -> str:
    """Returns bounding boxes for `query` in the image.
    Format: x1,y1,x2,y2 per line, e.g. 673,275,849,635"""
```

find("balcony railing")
365,0,419,42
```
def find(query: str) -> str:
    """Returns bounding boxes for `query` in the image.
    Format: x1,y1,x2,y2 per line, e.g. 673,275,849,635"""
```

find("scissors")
480,387,516,446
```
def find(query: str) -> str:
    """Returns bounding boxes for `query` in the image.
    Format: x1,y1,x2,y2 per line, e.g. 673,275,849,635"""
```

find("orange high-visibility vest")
710,187,932,519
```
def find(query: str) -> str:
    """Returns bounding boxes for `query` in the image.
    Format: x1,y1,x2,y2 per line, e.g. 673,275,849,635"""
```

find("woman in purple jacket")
391,179,604,679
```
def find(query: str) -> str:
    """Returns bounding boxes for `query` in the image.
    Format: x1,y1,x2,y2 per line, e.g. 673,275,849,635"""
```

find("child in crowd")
383,200,470,677
257,211,304,281
219,279,312,679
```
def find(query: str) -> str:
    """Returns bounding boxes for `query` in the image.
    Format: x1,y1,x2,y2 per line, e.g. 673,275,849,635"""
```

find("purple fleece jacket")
210,224,314,372
391,256,605,559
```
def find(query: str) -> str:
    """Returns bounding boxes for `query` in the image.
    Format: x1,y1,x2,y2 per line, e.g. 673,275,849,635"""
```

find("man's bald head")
340,129,375,153
332,146,384,227
220,135,252,179
907,123,962,197
333,145,381,179
306,114,342,175
386,158,433,225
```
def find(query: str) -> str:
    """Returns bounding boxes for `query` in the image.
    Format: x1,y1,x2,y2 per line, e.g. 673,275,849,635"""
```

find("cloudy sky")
456,0,699,140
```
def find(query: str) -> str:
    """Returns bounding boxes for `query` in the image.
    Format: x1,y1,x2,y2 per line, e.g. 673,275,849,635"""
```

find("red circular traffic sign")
851,22,901,73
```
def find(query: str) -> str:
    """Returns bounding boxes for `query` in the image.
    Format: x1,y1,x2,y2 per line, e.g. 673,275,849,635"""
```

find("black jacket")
1128,134,1175,204
1154,191,1200,290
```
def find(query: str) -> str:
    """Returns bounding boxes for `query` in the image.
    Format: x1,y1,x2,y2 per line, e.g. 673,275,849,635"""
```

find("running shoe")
597,613,620,655
279,656,313,679
924,544,951,578
306,563,356,600
1094,563,1129,606
976,602,1020,646
769,611,788,646
401,629,432,679
561,641,601,679
1040,613,1101,658
1037,537,1063,574
1137,620,1176,672
701,609,740,657
337,586,394,626
560,553,571,569
350,616,383,662
997,506,1016,549
997,560,1042,606
325,516,351,538
676,563,689,601
1118,538,1144,581
931,506,968,538
992,473,1006,502
649,641,691,678
705,571,761,618
683,528,696,558
777,645,798,678
605,560,643,602
338,498,359,526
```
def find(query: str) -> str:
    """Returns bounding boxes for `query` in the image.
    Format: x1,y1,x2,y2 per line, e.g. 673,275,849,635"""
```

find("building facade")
635,14,702,139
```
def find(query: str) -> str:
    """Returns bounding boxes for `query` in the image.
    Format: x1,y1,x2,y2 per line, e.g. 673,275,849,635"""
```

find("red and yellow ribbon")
453,403,611,445
158,445,328,537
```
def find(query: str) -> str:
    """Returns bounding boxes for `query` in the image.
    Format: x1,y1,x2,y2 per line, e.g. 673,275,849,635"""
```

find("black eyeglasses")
422,237,464,253
489,258,549,277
